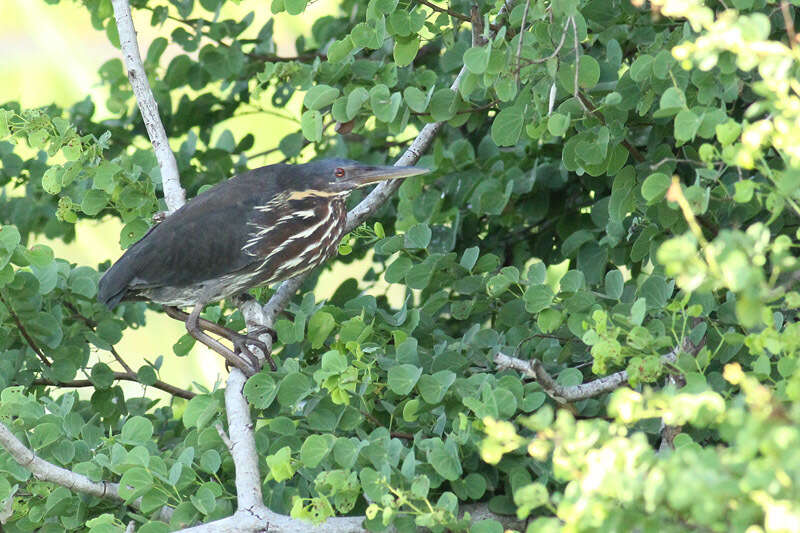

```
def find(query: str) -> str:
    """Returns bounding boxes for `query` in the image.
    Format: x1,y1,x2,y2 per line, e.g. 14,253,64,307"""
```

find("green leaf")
386,256,413,283
41,167,62,194
394,36,420,67
327,38,354,62
641,173,671,204
121,416,154,445
370,85,401,123
716,120,741,145
658,87,686,116
117,467,153,502
674,109,701,142
629,54,653,82
524,285,554,313
460,246,479,271
428,439,462,480
417,370,456,404
537,309,562,333
183,394,220,429
266,446,295,482
81,189,108,216
308,311,335,349
547,112,570,137
734,180,756,203
351,23,377,48
491,107,524,146
200,449,221,474
630,297,647,326
471,520,504,533
346,87,369,120
405,223,431,249
91,363,115,389
387,364,422,394
463,45,490,74
300,434,334,468
243,373,278,409
404,86,430,113
301,110,323,142
605,270,624,299
0,225,21,270
284,0,308,15
304,84,340,110
429,88,456,121
190,486,216,515
277,372,312,406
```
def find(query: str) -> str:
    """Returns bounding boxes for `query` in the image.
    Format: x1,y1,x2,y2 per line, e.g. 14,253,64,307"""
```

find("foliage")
1,0,799,531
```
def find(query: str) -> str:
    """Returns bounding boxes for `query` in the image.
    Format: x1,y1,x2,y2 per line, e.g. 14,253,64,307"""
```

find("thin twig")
514,0,531,84
33,372,196,400
215,422,234,453
781,0,797,49
0,291,51,367
417,0,470,22
111,0,186,212
516,17,571,70
571,17,586,112
109,345,135,374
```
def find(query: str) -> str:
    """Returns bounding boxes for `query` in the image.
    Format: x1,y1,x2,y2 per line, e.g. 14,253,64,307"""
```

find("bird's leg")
163,306,274,372
180,304,259,376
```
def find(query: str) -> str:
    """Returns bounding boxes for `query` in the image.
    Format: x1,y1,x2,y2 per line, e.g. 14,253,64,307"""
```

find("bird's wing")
98,171,279,306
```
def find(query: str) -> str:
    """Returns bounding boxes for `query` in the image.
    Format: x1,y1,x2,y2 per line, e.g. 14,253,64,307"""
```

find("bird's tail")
97,255,135,309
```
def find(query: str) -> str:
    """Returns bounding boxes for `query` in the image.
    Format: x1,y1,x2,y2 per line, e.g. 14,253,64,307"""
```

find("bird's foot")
230,332,277,372
248,325,277,343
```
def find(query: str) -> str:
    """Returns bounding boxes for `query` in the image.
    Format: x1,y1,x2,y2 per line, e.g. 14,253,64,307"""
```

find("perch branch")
111,0,186,212
102,3,522,531
495,332,706,403
251,20,481,333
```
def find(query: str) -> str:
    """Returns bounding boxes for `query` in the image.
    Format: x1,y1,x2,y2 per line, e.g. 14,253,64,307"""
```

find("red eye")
334,167,345,178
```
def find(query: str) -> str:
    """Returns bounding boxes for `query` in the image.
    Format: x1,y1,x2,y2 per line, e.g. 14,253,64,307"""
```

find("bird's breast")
244,197,348,286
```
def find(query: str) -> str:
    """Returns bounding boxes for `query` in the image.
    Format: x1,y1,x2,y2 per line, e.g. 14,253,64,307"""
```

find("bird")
97,158,427,375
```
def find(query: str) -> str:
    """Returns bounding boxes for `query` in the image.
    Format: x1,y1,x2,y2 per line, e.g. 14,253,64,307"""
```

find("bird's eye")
334,167,345,178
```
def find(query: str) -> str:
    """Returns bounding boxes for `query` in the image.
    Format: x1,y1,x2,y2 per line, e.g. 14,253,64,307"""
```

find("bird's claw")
231,333,277,372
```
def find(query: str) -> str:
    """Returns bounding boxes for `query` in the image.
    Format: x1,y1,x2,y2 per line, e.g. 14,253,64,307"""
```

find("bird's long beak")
345,165,429,188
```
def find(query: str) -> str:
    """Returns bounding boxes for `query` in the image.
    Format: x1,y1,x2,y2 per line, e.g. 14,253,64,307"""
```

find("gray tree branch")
495,332,706,403
0,421,123,501
111,0,186,212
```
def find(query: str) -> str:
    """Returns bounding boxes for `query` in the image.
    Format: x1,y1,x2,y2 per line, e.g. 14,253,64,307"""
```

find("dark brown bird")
97,159,427,374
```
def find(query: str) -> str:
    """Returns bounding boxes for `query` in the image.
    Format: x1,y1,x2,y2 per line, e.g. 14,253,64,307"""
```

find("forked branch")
111,0,185,212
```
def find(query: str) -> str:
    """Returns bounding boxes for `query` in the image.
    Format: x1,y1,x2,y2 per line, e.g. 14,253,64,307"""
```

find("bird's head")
293,158,429,196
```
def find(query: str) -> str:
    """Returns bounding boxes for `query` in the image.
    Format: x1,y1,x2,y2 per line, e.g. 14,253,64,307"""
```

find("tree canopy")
1,0,800,531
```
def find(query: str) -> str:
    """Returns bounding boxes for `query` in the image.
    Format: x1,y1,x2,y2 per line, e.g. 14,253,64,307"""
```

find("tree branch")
0,421,125,502
32,372,195,400
0,421,174,523
416,0,470,23
0,291,51,368
495,332,706,403
111,0,185,212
